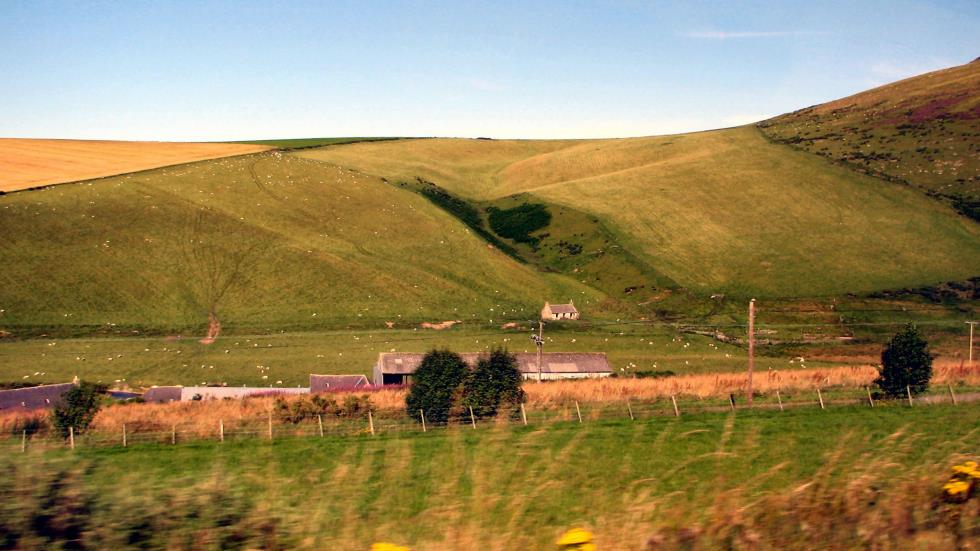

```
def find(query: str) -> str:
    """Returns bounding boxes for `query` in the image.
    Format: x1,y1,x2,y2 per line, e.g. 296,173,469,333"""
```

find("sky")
1,0,978,141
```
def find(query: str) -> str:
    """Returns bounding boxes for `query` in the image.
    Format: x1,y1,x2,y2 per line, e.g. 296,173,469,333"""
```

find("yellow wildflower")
557,528,596,550
371,543,410,551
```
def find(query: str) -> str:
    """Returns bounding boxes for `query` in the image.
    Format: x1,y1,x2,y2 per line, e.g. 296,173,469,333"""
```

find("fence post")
817,388,825,410
219,420,224,442
317,414,324,437
469,406,476,429
906,385,913,407
776,390,784,411
368,411,375,436
171,424,176,445
123,423,127,448
626,398,634,421
671,395,680,417
520,403,528,426
22,430,26,453
420,410,427,432
866,387,875,408
69,426,75,450
268,410,273,440
729,394,736,411
575,401,583,423
948,383,957,405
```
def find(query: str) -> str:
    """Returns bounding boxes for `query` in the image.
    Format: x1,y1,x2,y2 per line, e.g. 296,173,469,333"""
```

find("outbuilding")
373,352,611,385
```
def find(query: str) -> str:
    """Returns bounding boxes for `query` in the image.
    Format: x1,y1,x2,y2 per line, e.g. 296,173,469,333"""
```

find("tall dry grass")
2,362,977,440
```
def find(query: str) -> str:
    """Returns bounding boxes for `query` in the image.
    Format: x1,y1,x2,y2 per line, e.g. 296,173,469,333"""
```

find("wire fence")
3,383,973,454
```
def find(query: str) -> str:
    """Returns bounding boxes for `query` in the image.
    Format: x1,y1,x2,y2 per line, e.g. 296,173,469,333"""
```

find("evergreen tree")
52,382,106,438
875,324,933,398
463,348,526,419
405,349,467,423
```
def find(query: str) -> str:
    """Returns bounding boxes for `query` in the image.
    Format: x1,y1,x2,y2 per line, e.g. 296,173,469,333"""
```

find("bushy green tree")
405,349,468,423
875,324,932,398
52,382,106,438
463,348,525,419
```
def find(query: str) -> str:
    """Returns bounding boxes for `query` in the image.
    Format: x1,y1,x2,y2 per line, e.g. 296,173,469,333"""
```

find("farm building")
541,301,579,320
142,385,310,403
373,352,611,385
310,374,370,393
0,382,76,411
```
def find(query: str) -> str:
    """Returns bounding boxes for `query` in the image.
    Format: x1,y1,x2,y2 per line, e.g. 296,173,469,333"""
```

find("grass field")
0,138,271,192
297,126,980,298
0,325,793,388
2,403,977,549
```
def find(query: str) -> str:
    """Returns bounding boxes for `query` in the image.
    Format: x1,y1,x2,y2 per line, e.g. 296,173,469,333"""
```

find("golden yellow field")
0,138,272,192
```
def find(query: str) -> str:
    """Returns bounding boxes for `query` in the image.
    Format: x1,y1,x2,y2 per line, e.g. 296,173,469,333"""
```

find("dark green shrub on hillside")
463,348,525,419
487,203,551,244
875,324,933,398
52,382,106,438
405,349,468,423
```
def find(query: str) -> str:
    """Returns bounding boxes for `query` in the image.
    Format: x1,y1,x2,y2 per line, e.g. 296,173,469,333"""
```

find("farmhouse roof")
548,303,578,314
0,382,75,411
142,386,183,403
310,374,371,393
376,352,610,375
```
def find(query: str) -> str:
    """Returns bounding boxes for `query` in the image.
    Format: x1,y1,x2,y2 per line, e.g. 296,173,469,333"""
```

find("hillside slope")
0,152,598,335
759,59,980,219
0,139,272,193
297,126,980,297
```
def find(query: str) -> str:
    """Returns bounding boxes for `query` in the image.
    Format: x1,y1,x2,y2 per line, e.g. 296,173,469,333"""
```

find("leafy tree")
52,382,106,438
405,349,468,423
463,348,526,419
875,324,933,398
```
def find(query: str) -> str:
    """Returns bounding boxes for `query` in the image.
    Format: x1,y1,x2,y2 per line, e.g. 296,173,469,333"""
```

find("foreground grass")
2,403,977,549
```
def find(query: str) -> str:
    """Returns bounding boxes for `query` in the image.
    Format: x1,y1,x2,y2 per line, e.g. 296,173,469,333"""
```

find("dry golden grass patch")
0,138,271,192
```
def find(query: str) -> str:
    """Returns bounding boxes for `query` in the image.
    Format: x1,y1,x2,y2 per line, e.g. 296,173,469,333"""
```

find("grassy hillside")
297,127,980,298
3,404,977,549
0,152,598,336
759,59,980,220
229,137,403,150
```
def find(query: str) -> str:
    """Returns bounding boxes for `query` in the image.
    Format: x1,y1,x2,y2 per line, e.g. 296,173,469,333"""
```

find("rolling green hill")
759,58,980,220
0,152,598,336
296,126,980,298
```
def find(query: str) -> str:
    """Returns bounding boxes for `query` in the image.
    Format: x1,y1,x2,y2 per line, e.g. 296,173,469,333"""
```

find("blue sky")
1,0,978,141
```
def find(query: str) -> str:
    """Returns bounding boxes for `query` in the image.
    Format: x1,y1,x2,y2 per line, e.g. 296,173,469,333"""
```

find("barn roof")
0,383,75,411
548,303,578,314
142,386,183,403
310,374,371,393
376,352,610,375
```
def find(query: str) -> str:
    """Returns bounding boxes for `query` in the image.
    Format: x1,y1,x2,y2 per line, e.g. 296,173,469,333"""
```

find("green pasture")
297,126,980,298
2,403,977,549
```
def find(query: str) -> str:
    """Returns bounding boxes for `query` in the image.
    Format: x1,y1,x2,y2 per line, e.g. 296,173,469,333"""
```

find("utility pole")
747,298,756,406
967,321,976,369
531,321,544,382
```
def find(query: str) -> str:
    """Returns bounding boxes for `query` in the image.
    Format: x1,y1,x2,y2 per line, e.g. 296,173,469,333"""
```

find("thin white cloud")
680,30,828,39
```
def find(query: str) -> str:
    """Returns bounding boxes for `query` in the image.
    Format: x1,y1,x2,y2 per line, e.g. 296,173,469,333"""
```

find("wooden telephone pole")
747,299,756,406
967,321,977,369
532,321,544,382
